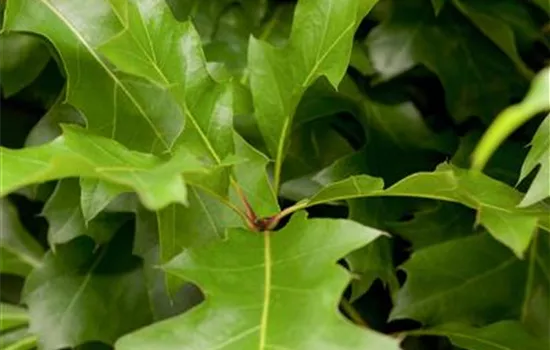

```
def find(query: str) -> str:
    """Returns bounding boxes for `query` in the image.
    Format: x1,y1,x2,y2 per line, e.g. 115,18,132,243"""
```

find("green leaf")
134,207,204,320
522,231,550,343
408,321,547,350
366,1,527,123
430,0,446,14
392,234,526,325
0,330,36,350
42,179,129,246
156,188,241,296
1,125,210,210
3,0,184,153
23,233,152,350
518,116,550,207
346,236,398,302
79,178,127,222
0,199,43,276
24,96,85,147
99,0,235,197
248,0,379,189
0,304,29,331
233,132,279,217
388,202,476,249
304,163,549,257
472,66,549,171
0,32,50,97
117,213,399,350
452,0,535,78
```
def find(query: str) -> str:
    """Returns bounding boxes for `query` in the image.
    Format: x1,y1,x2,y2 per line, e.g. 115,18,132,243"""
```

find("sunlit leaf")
117,213,399,350
3,0,185,154
1,125,209,210
304,163,549,256
249,0,379,189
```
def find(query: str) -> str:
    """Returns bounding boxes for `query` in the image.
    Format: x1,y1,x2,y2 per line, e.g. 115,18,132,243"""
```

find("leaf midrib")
39,0,171,150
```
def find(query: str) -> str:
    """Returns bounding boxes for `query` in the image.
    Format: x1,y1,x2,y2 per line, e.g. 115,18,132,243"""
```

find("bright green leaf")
232,132,279,217
304,163,549,257
518,116,550,207
249,0,379,190
472,67,550,170
117,213,399,350
0,199,43,276
156,188,241,296
100,0,235,197
3,0,184,153
1,125,210,210
452,0,535,78
0,304,29,331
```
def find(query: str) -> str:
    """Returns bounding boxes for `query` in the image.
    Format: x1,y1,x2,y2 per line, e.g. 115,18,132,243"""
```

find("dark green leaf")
408,321,547,350
42,179,128,246
23,233,152,350
518,116,550,207
0,32,50,97
100,0,235,198
392,234,526,325
0,199,43,276
0,303,29,331
117,213,399,350
366,1,527,122
388,202,476,249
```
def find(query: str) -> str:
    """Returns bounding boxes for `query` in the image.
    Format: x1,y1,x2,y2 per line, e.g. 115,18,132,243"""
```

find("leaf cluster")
0,0,549,349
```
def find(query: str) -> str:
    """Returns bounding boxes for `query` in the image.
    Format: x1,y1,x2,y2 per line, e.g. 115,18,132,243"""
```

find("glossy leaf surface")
117,213,399,350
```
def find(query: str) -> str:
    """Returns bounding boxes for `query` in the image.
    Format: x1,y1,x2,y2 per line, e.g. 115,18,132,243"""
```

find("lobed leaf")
100,0,235,197
0,199,44,276
248,0,379,189
304,163,549,257
1,125,209,210
3,0,185,154
116,213,399,350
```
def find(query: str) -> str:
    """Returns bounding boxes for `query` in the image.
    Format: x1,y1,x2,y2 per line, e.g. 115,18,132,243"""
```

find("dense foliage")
0,0,549,349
